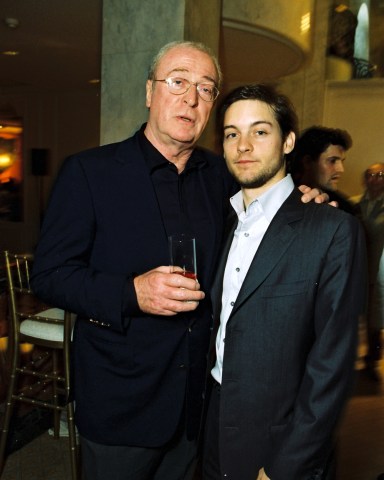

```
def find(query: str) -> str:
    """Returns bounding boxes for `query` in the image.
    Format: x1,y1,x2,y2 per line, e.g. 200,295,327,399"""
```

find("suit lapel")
231,189,304,315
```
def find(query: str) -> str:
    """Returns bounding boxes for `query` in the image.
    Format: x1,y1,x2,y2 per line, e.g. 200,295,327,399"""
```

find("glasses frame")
153,77,219,102
366,171,384,179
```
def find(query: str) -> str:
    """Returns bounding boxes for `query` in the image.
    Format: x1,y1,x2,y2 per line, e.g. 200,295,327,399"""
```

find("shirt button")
244,232,249,237
235,267,240,272
230,301,235,306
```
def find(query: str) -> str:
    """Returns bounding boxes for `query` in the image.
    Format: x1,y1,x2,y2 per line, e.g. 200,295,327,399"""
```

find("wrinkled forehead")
157,46,218,83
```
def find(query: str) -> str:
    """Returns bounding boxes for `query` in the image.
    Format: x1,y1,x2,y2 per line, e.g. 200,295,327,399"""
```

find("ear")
283,131,295,154
146,80,153,108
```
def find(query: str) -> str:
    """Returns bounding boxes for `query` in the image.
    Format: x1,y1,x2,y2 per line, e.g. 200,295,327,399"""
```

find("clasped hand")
134,266,204,316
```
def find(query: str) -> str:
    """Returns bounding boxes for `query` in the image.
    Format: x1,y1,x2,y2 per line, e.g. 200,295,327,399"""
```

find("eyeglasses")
366,171,384,179
153,77,219,102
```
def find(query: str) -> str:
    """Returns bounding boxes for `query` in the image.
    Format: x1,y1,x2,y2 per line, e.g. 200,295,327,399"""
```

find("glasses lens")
367,171,384,178
167,77,188,93
165,77,218,101
198,84,218,101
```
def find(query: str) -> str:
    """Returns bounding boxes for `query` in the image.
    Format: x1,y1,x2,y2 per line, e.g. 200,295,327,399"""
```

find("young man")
31,42,326,480
289,125,358,214
203,84,367,480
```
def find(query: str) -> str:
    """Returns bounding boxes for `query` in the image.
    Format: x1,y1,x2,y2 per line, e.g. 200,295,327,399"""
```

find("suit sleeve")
30,155,136,333
265,214,367,479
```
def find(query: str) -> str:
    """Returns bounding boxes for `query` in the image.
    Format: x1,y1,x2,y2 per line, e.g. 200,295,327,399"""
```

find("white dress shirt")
211,174,295,384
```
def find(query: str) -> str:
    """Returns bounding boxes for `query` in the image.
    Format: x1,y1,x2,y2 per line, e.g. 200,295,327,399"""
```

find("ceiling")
220,24,305,90
0,0,306,94
0,0,102,91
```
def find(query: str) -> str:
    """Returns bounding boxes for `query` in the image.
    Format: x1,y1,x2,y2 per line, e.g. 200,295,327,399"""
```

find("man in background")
203,84,366,480
289,125,358,214
351,163,384,381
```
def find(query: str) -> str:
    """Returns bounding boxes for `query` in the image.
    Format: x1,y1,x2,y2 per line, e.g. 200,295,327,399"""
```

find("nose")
183,84,199,106
335,160,345,173
237,136,252,153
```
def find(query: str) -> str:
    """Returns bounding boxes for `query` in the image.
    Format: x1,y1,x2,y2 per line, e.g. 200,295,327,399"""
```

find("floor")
335,354,384,480
1,333,384,480
0,431,74,480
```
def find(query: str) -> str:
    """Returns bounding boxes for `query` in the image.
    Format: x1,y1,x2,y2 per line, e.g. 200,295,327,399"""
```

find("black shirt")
123,126,217,315
139,127,212,248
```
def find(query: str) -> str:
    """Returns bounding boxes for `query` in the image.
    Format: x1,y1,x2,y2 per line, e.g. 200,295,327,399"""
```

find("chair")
0,251,78,479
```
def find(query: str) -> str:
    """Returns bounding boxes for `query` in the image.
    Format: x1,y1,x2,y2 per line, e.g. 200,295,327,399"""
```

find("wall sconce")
0,152,14,172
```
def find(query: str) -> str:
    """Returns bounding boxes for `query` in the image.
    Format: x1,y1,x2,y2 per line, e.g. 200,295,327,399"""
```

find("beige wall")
323,78,384,197
278,0,331,130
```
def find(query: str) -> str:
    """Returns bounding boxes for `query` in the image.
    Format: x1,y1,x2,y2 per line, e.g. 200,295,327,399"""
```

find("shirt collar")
230,174,295,222
138,125,207,174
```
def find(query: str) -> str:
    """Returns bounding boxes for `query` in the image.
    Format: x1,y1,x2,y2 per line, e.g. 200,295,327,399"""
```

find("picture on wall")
0,118,23,222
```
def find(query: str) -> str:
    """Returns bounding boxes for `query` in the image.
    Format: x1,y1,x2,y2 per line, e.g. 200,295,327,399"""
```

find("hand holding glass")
168,234,197,280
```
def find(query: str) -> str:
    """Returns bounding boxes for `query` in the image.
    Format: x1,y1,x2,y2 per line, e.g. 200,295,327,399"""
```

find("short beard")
235,155,285,189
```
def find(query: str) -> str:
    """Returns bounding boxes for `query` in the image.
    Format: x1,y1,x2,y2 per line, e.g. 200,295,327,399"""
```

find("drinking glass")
168,234,197,280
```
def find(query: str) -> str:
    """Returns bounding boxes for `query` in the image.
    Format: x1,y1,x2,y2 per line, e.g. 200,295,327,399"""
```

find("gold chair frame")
0,251,78,478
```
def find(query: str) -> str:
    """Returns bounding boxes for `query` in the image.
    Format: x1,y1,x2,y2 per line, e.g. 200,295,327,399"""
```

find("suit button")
188,327,192,332
179,364,185,368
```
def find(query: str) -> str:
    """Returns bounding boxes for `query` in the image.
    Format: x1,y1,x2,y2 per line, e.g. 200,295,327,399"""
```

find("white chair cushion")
20,307,65,342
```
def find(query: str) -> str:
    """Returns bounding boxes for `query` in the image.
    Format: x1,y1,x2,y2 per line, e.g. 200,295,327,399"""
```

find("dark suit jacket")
31,128,236,446
207,188,367,480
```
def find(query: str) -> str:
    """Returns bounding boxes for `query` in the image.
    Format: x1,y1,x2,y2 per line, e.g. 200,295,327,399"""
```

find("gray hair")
147,40,222,88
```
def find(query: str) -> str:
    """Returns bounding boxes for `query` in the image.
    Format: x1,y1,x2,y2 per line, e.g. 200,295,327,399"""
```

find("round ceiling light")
4,17,20,28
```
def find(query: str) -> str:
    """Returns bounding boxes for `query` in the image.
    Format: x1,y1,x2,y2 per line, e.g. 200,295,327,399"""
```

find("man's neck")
241,172,287,209
144,125,194,173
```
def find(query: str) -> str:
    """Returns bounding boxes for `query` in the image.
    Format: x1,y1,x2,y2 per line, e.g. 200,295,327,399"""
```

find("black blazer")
31,129,236,446
208,188,367,480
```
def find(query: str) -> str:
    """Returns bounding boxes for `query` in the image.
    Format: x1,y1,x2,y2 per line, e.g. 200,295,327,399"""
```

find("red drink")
173,270,197,280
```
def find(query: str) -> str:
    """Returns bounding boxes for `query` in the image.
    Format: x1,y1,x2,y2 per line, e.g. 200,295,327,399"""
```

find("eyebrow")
223,120,273,131
165,67,217,84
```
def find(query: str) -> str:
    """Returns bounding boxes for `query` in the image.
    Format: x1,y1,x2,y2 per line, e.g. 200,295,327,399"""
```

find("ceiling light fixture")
4,17,20,28
2,50,20,56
